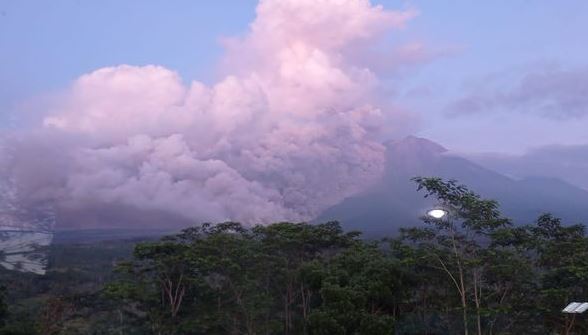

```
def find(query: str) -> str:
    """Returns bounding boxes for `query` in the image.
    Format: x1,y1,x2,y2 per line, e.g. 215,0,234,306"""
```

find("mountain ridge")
318,136,588,234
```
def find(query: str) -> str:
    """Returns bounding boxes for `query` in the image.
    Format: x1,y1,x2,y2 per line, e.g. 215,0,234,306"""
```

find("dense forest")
1,177,588,334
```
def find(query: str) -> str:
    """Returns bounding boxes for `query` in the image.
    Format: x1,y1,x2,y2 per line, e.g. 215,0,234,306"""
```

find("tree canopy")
1,177,588,334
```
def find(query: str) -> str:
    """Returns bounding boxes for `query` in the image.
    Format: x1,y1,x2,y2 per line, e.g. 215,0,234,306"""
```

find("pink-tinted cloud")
447,66,588,120
1,0,421,228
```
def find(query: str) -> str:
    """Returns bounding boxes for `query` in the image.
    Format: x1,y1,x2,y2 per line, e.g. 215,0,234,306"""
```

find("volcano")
318,136,588,235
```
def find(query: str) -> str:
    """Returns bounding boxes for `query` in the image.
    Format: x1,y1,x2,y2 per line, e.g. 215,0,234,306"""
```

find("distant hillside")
53,228,173,244
318,136,588,234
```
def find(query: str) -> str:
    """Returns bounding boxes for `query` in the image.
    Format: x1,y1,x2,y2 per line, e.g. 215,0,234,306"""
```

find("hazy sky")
0,0,588,152
2,0,587,154
1,0,587,228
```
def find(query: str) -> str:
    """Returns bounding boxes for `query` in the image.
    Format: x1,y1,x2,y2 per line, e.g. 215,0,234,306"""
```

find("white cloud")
1,0,420,227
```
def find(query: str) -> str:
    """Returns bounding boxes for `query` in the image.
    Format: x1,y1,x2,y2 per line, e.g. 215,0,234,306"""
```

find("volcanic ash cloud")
1,0,418,227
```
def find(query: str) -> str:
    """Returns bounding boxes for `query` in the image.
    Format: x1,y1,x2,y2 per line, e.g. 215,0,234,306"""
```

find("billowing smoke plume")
1,0,418,228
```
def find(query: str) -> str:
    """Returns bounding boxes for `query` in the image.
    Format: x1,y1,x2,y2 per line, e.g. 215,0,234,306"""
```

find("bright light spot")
427,209,447,219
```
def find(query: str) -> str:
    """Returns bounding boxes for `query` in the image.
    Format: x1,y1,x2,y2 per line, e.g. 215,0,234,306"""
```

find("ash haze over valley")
1,0,587,231
4,2,588,334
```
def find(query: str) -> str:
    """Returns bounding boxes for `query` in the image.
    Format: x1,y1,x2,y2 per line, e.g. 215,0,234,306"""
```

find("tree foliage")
2,177,588,334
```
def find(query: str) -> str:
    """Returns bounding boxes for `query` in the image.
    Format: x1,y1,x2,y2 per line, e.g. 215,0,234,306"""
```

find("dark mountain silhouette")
318,136,588,234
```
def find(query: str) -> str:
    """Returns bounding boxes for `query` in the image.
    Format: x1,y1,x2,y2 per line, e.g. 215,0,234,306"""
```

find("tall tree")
399,177,510,335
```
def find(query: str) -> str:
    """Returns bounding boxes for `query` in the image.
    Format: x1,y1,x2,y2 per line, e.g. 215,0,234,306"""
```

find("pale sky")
1,0,587,154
